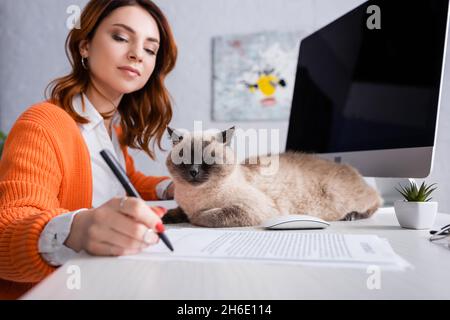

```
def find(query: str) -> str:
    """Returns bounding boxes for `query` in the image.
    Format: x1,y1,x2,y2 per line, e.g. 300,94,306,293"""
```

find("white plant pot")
394,200,438,229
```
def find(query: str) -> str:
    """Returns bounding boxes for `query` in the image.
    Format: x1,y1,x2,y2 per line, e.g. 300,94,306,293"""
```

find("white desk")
21,206,450,299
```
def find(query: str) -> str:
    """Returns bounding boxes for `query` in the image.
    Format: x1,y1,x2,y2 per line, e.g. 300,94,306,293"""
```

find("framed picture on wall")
212,30,305,121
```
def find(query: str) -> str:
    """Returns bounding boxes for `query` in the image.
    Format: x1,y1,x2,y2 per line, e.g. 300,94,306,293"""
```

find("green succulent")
395,181,437,202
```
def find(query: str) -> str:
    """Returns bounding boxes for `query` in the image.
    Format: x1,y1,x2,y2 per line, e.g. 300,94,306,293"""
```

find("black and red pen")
100,149,174,251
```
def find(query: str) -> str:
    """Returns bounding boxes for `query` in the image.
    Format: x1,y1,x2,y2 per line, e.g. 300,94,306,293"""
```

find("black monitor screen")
286,0,449,153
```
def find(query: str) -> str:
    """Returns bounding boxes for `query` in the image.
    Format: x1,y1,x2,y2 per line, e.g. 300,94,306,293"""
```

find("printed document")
121,228,410,269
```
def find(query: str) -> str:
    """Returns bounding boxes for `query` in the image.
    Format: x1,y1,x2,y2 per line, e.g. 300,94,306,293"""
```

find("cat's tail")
332,164,383,221
340,189,382,221
357,180,383,218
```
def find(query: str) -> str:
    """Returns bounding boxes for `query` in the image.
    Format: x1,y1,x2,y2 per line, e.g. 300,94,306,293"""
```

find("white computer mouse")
261,214,330,230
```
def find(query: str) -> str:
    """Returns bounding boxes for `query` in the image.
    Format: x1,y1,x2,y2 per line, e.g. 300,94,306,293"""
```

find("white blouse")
37,94,172,266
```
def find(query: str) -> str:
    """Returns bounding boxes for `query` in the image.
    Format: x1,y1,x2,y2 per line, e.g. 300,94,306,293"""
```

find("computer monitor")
286,0,450,178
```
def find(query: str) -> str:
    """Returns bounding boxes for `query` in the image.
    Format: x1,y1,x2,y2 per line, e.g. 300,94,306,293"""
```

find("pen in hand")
100,149,174,252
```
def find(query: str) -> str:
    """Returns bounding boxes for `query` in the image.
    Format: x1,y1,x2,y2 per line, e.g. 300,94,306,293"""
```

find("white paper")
121,228,410,270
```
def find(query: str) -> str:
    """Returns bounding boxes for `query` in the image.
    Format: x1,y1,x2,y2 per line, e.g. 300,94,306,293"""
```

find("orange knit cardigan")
0,102,170,299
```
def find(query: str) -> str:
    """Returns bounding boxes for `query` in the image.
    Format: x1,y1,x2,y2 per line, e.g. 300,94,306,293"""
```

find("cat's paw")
162,206,190,224
191,206,258,227
190,208,224,227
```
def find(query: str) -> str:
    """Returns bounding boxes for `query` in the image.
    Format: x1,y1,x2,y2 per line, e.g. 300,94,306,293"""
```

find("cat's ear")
167,126,183,146
218,126,235,146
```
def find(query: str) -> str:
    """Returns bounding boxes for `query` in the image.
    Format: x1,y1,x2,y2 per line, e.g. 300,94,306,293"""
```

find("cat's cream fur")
164,127,382,227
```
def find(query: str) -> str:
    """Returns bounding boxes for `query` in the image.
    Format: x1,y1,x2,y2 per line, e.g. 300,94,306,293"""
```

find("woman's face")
80,5,160,96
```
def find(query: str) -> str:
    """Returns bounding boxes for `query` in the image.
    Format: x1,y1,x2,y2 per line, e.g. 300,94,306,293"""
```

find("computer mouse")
261,214,330,230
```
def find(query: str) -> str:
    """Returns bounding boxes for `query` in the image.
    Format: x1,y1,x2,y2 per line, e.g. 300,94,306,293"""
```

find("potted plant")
394,181,438,229
0,130,6,158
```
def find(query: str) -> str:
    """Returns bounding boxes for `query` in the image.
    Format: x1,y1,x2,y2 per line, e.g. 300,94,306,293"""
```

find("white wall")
1,0,449,211
146,0,363,173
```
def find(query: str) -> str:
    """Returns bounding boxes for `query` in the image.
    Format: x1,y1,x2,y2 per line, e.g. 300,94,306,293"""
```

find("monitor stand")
364,177,416,208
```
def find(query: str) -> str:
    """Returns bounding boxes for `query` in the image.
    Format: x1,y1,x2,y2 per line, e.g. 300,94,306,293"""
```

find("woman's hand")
64,197,166,256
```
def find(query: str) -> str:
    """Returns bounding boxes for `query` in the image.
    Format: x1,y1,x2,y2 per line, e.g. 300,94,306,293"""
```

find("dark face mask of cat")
178,162,214,185
168,142,227,185
166,126,236,186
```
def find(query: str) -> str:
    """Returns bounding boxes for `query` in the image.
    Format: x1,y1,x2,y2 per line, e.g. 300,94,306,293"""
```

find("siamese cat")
163,127,382,227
